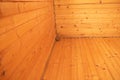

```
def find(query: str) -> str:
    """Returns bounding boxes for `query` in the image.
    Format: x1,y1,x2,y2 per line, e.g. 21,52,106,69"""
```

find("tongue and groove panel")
55,0,120,37
0,0,56,80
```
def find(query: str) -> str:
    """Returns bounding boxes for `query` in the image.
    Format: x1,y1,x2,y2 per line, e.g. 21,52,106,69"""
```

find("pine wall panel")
55,0,120,37
0,1,56,80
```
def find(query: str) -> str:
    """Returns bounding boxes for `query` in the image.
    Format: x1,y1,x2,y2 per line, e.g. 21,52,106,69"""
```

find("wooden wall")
0,0,56,80
55,0,120,37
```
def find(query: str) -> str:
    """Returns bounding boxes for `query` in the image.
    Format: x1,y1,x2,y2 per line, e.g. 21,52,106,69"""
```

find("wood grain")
55,0,120,37
43,38,120,80
0,1,56,80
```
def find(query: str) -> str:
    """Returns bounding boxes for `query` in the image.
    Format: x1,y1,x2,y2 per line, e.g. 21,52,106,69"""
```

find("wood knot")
60,26,63,28
96,64,99,67
99,0,102,4
102,68,106,70
1,70,6,76
74,24,77,27
58,4,61,7
67,6,69,8
76,29,79,31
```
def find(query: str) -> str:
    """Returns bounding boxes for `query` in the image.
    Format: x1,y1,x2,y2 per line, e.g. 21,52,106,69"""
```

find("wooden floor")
43,38,120,80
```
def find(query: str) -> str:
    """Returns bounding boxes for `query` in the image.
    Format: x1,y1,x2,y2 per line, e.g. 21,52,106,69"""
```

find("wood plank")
0,1,56,80
55,3,120,37
55,0,99,4
43,38,120,80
